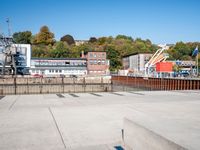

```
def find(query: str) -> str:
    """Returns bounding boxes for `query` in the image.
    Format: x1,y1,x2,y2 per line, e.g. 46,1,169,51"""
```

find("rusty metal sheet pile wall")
112,76,200,91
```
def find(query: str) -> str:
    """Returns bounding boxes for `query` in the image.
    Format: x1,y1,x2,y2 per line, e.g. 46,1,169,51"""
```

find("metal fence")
111,76,200,91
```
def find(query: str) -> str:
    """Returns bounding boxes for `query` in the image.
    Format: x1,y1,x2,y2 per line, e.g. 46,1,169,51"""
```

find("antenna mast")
6,18,12,37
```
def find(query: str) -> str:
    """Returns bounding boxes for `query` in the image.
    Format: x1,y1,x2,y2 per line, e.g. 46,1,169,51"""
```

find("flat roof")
84,50,106,54
122,52,153,58
31,57,87,60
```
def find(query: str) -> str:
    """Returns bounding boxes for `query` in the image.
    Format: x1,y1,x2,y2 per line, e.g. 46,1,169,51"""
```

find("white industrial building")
122,53,152,75
0,42,31,75
30,58,87,77
11,44,31,68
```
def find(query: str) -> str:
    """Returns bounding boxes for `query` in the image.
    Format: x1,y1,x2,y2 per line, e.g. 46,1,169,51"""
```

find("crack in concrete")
48,107,68,149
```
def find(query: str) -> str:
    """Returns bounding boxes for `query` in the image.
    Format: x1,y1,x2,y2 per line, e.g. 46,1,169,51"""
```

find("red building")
156,62,173,77
83,51,109,75
156,62,173,72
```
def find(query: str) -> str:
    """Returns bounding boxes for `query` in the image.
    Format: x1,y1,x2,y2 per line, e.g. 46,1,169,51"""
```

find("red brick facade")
84,51,109,75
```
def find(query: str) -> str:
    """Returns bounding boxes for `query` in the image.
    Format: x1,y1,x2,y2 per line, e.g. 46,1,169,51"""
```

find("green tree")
32,45,48,57
13,31,32,44
168,42,192,60
33,26,55,45
60,34,75,45
49,41,70,58
106,46,122,71
97,37,107,45
116,35,133,42
89,37,97,43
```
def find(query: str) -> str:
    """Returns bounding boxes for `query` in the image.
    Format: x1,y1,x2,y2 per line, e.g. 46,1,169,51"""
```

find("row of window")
89,60,106,65
31,69,86,74
89,71,106,73
49,70,62,73
89,53,105,58
32,61,86,66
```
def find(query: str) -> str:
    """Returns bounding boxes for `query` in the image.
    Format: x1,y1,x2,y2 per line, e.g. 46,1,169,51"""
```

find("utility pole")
6,18,11,37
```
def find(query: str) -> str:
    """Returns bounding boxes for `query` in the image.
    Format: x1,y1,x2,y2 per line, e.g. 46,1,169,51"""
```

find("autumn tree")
33,26,55,45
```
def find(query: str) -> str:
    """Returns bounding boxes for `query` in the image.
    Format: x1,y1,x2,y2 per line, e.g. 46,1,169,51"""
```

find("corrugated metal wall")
112,76,200,91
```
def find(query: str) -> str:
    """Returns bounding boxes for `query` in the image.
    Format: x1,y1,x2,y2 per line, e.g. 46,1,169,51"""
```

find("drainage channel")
56,94,65,98
127,91,145,95
69,93,79,97
109,92,124,96
90,93,102,97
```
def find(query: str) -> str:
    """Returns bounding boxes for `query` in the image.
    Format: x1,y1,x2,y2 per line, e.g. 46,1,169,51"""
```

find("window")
59,70,62,73
90,60,93,65
90,53,93,57
97,60,101,65
65,61,70,65
102,60,105,65
35,62,39,66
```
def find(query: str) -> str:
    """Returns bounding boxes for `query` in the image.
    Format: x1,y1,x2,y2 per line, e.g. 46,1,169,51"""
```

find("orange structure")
156,62,173,72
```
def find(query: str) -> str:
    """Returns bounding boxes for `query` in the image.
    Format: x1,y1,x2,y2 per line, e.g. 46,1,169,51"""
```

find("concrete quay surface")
0,90,200,150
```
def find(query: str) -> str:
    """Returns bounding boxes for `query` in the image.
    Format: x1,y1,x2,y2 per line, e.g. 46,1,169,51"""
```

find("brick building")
83,51,110,75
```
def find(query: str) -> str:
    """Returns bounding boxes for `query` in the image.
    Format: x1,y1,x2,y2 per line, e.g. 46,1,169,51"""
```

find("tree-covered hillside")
13,25,200,71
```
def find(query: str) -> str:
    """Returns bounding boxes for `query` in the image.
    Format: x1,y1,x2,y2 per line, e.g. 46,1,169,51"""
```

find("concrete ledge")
123,118,187,150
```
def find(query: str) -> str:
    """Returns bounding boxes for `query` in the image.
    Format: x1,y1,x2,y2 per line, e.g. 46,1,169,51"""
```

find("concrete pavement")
0,91,200,149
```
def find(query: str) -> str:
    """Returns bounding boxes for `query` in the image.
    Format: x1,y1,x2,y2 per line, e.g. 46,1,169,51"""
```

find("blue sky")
0,0,200,44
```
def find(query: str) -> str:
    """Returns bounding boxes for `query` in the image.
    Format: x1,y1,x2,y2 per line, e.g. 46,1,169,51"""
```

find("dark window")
65,61,70,65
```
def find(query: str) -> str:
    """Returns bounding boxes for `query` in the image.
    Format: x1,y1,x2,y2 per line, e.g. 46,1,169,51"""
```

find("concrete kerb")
123,118,188,150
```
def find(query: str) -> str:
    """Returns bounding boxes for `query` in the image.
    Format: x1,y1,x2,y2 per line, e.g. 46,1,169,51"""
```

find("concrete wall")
0,76,111,95
123,118,187,150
